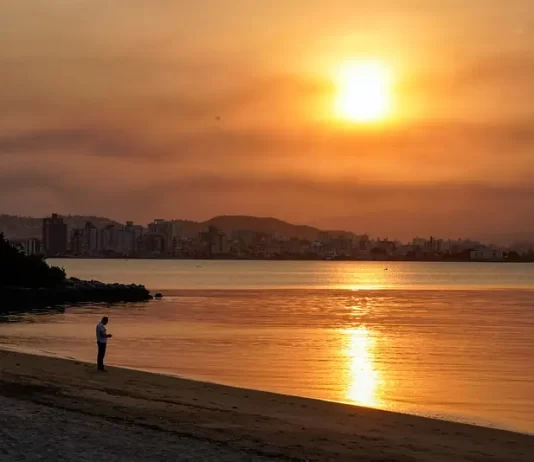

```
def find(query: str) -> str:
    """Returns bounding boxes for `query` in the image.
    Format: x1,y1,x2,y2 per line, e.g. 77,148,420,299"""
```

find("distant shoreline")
46,255,534,263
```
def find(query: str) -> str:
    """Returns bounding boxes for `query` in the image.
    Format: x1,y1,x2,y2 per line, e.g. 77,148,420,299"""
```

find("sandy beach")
1,350,533,461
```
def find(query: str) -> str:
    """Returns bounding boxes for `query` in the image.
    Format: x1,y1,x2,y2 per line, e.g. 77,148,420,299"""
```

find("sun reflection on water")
344,326,381,407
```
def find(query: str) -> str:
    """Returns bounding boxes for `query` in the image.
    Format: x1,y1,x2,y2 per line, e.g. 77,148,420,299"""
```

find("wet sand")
1,350,533,461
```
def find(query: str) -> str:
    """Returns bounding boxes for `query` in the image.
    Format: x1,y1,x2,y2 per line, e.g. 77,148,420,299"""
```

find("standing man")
96,316,112,371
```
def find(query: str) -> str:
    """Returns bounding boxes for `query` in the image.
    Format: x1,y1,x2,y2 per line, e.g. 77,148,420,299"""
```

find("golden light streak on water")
344,326,381,407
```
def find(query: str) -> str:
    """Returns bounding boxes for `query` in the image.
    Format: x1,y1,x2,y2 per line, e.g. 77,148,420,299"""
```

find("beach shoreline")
1,349,533,461
0,343,519,435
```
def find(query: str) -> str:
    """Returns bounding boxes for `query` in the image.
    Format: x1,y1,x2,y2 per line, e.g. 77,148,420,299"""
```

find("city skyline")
2,212,534,247
5,213,534,263
30,213,508,261
1,2,534,239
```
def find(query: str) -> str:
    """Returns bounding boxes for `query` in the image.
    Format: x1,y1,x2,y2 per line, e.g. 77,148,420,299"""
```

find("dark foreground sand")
1,350,533,462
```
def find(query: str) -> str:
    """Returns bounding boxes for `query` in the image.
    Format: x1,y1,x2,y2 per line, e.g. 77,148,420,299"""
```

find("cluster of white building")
70,221,144,257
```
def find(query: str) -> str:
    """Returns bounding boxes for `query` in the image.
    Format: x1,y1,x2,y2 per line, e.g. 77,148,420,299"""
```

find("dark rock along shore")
2,278,151,312
1,233,152,313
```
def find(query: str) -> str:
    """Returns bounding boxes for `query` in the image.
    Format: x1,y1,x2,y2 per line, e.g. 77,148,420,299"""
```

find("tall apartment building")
148,219,181,254
121,221,144,255
25,238,42,256
212,231,230,254
111,222,144,256
100,224,119,253
42,213,68,256
70,222,99,256
84,222,99,255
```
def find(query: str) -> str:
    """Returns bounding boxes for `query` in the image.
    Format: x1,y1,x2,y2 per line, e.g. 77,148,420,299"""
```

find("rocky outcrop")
1,234,151,314
1,277,151,313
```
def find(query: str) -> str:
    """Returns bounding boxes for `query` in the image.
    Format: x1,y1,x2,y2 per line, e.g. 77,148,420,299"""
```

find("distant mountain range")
0,214,355,242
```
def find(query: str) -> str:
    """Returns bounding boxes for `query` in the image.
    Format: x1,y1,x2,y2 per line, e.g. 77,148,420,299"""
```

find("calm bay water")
1,260,534,433
46,259,534,290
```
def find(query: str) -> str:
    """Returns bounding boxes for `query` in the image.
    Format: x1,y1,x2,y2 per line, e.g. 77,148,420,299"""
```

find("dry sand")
1,350,533,461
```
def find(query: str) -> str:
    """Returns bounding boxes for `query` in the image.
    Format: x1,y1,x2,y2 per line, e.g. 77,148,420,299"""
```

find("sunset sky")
1,1,533,240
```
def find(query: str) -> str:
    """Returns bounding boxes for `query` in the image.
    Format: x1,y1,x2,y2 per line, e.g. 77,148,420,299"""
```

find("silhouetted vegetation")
0,233,66,288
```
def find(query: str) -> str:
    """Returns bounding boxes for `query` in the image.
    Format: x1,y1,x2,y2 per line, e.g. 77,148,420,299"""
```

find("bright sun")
335,60,393,123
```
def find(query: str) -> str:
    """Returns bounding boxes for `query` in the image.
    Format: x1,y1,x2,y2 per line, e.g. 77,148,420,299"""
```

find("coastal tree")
0,233,66,288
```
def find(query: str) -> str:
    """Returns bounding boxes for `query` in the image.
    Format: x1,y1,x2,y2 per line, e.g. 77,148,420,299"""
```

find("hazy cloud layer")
1,1,534,239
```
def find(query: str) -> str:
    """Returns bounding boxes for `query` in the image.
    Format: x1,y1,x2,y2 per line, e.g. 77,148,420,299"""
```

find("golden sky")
1,1,533,240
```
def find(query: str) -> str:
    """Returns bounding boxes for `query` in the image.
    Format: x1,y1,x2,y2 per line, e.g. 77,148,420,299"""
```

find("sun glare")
335,61,393,123
345,326,380,406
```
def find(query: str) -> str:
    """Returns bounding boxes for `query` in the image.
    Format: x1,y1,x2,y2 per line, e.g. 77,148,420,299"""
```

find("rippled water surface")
1,260,533,433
